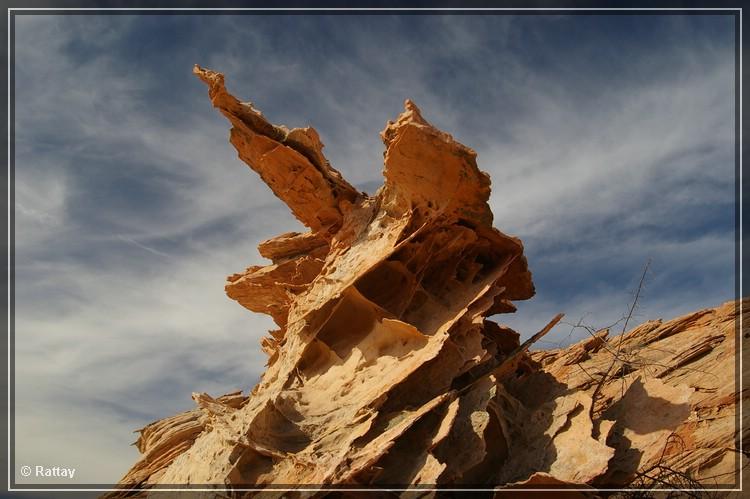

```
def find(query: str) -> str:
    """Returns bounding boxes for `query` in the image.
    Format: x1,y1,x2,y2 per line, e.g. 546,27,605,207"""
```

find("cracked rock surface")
107,67,745,497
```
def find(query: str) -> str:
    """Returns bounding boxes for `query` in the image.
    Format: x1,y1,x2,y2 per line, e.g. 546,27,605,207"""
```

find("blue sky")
12,13,735,484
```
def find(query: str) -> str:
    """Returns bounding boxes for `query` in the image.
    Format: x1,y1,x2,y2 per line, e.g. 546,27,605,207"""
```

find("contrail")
117,235,171,258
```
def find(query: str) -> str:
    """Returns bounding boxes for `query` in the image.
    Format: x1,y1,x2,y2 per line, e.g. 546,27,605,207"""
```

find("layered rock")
107,67,745,496
508,299,746,494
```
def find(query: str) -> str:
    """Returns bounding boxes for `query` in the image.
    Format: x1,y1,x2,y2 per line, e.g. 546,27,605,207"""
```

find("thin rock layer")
107,67,745,497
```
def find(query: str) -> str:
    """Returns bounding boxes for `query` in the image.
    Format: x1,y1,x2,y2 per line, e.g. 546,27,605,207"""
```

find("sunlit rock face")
107,67,745,496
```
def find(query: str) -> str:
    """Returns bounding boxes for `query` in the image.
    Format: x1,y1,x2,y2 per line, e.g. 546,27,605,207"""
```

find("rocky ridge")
107,67,746,497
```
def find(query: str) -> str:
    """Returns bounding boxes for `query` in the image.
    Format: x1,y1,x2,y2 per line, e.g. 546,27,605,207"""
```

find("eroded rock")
106,68,744,497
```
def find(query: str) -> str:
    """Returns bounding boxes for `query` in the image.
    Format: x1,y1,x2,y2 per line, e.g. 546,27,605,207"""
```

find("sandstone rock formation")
107,67,746,497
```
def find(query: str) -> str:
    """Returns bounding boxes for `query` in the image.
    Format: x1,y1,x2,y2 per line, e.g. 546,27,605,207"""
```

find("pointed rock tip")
380,99,430,145
403,99,423,117
404,99,419,112
401,99,428,126
193,64,223,86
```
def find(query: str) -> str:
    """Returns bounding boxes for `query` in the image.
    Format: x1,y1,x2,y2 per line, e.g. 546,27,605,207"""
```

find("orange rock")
106,68,743,496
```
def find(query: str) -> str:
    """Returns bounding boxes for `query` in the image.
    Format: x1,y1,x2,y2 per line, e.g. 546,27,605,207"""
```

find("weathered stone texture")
107,67,745,497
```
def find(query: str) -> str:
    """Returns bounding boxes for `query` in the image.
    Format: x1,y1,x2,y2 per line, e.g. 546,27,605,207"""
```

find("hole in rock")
354,260,416,318
246,400,311,454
